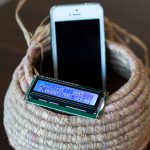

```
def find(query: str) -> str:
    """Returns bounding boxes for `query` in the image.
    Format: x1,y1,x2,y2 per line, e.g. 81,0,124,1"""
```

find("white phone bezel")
50,3,106,90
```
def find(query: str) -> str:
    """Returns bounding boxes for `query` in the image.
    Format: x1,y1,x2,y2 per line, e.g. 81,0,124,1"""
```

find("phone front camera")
76,9,78,11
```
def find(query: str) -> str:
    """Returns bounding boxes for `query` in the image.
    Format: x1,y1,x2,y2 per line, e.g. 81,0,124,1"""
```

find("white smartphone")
50,3,106,90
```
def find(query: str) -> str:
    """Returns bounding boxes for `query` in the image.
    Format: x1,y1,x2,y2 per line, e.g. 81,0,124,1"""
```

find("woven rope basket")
4,0,150,149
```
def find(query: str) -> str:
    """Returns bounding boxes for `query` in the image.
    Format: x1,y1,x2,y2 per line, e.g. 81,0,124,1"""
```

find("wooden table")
0,0,149,149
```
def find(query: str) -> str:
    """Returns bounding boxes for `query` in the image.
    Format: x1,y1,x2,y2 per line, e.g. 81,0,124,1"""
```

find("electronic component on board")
25,75,108,119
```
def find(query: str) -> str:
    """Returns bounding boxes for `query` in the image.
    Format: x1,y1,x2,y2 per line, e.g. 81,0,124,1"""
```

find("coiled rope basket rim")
4,40,150,150
4,0,150,149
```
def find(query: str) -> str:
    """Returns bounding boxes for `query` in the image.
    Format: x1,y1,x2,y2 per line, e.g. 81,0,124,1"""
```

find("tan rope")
32,66,39,75
32,40,44,75
15,0,31,46
15,0,51,75
105,17,149,67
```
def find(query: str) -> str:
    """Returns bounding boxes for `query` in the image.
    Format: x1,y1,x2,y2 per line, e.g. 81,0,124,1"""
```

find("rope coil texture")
4,0,150,149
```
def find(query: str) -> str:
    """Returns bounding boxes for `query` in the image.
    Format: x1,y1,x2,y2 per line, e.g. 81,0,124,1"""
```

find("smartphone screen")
55,19,102,89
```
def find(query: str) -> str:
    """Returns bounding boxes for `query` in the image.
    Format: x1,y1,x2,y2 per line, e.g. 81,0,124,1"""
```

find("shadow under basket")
4,41,150,150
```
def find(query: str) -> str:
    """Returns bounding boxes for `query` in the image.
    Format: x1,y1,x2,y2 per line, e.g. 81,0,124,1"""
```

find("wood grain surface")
0,0,149,149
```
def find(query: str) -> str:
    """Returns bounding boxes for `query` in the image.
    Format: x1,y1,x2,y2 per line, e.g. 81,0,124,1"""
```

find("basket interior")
35,47,130,94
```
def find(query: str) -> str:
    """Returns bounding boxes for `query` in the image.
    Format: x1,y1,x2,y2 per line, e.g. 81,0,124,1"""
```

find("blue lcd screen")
33,80,98,106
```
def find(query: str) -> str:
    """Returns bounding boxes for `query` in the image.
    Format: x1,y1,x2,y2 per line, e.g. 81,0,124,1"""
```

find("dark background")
0,0,150,149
